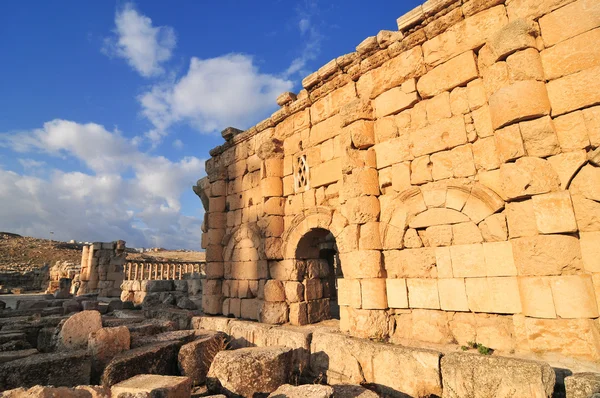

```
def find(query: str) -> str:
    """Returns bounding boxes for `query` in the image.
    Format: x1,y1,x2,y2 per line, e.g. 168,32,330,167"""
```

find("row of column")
124,262,204,280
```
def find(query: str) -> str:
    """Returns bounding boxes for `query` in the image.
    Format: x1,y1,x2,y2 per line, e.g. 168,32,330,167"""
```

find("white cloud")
0,120,204,249
284,1,323,78
172,139,183,150
103,3,176,77
139,54,293,134
18,158,46,170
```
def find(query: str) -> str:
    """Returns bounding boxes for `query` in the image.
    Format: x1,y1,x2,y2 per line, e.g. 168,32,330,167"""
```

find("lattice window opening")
294,154,310,192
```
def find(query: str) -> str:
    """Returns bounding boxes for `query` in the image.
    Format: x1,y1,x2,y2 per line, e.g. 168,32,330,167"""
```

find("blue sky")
0,0,418,249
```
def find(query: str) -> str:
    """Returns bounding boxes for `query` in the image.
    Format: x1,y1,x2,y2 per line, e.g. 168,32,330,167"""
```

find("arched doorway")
295,228,342,320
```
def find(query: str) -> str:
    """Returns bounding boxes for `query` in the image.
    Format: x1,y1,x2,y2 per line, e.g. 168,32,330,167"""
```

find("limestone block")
284,281,304,303
372,87,419,118
310,158,342,189
310,114,342,147
565,373,600,398
241,299,260,320
422,6,509,66
360,279,387,310
519,316,600,361
450,244,486,278
307,298,330,323
438,278,469,311
583,105,600,146
338,278,362,308
466,79,486,111
483,241,517,277
289,302,308,326
391,162,412,192
88,326,130,376
512,235,583,276
339,250,383,279
340,98,373,128
263,280,285,302
111,375,191,398
479,213,508,242
570,164,600,201
488,18,538,63
499,157,560,200
452,222,483,245
507,0,575,20
341,196,380,224
341,167,379,199
472,137,501,171
373,136,413,169
531,191,578,234
506,201,537,239
472,105,494,138
547,66,600,117
431,145,477,179
539,0,600,47
409,208,470,229
518,277,557,318
572,194,600,232
450,86,470,116
304,279,323,301
359,222,382,250
425,92,452,124
433,248,452,279
441,352,555,398
397,5,424,31
410,155,433,185
310,83,356,125
260,177,283,198
346,120,375,149
202,294,224,315
489,80,551,130
373,116,397,144
554,111,591,152
551,275,599,318
58,310,102,351
519,116,560,158
416,51,479,98
386,278,408,309
507,48,545,82
542,28,600,82
356,46,426,100
259,301,288,324
407,278,440,309
423,225,452,247
465,277,522,313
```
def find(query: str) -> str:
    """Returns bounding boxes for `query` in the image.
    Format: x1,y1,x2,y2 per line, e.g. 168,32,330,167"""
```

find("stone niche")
194,0,600,361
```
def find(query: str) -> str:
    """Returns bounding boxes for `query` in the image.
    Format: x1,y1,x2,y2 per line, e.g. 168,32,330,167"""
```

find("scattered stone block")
178,331,227,385
88,326,130,380
268,384,334,397
441,352,555,398
207,347,293,397
0,350,91,390
58,310,102,351
565,372,600,398
111,374,192,398
531,191,578,234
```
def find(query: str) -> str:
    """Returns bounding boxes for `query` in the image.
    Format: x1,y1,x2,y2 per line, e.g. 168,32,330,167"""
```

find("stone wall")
195,0,600,360
78,241,126,298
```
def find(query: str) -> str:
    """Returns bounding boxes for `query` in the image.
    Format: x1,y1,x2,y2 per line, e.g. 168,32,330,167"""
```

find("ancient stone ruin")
194,0,600,363
2,0,600,396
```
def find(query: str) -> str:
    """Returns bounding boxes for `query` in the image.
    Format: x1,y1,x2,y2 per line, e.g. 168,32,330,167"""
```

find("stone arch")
281,206,348,260
380,181,505,249
222,224,266,262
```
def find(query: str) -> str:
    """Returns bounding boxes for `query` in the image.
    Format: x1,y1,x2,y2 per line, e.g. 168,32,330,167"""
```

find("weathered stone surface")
178,331,227,385
512,235,583,276
268,384,334,398
500,157,560,200
88,326,130,380
539,0,600,47
2,385,109,397
130,330,196,349
488,19,538,62
111,374,192,398
0,350,91,390
332,384,378,397
372,88,419,118
58,310,102,351
101,341,181,387
417,51,479,98
207,347,292,397
489,81,551,130
548,150,587,189
310,332,442,397
531,191,577,234
441,352,555,398
551,275,599,318
519,277,557,318
547,66,600,117
519,116,560,158
422,6,509,66
260,301,289,324
141,280,174,292
554,111,591,152
570,164,600,201
541,28,600,81
565,373,600,398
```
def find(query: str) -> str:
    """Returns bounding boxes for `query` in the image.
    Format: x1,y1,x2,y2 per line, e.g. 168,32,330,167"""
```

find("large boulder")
57,310,102,350
268,384,334,397
101,341,182,387
111,374,192,398
88,326,130,382
565,373,600,398
178,331,227,385
441,352,555,398
207,346,293,397
0,350,91,390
